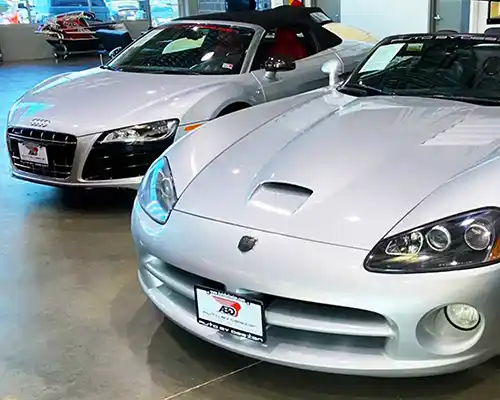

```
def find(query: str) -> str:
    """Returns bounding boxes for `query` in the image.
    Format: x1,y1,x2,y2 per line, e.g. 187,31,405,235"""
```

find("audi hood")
7,67,231,136
174,94,500,250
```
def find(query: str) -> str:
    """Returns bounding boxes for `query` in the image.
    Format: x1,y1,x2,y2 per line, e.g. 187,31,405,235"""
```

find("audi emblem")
30,118,50,128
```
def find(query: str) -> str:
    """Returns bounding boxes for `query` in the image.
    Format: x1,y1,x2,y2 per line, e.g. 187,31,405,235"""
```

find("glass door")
150,0,179,26
430,0,470,32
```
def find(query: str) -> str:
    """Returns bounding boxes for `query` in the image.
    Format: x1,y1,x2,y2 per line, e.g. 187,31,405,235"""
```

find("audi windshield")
107,23,255,75
340,35,500,105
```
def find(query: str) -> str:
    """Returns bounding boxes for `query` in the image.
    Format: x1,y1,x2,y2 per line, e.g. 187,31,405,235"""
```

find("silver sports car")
132,32,500,377
6,6,373,190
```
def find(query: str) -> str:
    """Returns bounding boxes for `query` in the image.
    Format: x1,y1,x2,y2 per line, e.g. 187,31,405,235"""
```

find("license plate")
18,142,49,166
195,286,266,343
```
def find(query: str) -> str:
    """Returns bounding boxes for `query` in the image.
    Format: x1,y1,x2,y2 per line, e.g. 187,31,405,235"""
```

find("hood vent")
422,119,500,146
248,181,313,216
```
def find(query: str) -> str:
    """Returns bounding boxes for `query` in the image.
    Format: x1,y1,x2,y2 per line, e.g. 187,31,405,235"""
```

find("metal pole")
144,0,152,27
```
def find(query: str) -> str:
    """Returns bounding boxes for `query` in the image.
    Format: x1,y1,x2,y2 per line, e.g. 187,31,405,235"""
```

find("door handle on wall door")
434,14,442,21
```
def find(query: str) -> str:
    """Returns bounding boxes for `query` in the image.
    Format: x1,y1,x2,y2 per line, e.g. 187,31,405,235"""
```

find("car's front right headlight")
365,207,500,273
101,119,179,144
137,156,177,224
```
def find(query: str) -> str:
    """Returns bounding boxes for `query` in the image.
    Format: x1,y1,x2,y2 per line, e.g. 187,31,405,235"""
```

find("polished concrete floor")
1,59,500,400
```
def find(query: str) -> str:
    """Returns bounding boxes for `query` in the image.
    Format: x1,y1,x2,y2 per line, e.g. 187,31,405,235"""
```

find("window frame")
248,23,320,71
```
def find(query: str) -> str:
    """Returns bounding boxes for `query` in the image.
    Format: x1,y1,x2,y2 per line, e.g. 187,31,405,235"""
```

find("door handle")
434,14,442,21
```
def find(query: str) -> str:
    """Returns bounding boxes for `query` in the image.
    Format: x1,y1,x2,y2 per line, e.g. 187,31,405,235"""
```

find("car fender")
180,81,264,127
167,88,328,197
26,72,73,95
387,152,500,237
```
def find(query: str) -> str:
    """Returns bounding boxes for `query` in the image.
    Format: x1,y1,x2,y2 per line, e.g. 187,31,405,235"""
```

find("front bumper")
6,126,174,189
132,204,500,377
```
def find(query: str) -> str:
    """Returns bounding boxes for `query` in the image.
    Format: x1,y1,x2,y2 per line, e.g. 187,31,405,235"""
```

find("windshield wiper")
117,67,202,75
147,70,202,75
397,92,500,106
100,65,120,71
339,82,395,97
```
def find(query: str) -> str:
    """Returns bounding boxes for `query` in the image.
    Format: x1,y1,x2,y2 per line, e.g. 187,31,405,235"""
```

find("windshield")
108,23,255,75
342,36,500,105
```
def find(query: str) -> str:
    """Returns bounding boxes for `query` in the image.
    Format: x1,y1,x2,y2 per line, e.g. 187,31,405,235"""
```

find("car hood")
175,94,500,250
8,67,230,136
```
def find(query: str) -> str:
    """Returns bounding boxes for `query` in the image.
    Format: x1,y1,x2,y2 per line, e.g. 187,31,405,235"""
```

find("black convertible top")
178,6,325,29
176,6,342,50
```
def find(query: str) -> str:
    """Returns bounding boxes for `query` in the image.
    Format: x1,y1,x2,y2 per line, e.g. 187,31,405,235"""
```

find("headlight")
101,119,179,144
365,208,500,273
137,156,177,224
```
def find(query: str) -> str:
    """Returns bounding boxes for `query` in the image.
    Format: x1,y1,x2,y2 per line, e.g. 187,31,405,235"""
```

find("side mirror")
264,55,295,79
321,58,343,88
109,46,123,59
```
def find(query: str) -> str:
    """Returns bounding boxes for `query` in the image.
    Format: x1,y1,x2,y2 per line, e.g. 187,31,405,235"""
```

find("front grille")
143,259,393,350
81,135,175,181
7,127,77,179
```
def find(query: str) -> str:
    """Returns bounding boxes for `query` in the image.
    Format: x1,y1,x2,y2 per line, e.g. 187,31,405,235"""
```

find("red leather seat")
267,28,307,61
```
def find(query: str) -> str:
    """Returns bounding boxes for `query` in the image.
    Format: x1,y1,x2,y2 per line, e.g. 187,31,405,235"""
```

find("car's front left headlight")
365,207,500,273
101,119,179,144
137,156,177,224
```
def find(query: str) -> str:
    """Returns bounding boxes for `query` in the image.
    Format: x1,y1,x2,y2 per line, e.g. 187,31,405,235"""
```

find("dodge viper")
6,6,373,190
131,32,500,377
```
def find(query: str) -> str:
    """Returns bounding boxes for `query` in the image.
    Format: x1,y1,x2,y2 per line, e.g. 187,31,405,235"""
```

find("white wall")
469,0,500,32
270,0,285,7
341,0,431,39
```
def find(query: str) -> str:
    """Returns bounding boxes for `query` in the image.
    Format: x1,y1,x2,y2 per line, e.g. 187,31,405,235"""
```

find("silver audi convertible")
132,32,500,377
6,6,373,190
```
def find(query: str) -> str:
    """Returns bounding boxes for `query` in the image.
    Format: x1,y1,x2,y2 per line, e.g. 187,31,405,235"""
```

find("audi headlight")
137,156,177,224
365,208,500,273
101,119,179,144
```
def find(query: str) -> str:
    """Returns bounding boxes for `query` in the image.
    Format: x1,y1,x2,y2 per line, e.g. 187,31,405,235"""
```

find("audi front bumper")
6,126,174,189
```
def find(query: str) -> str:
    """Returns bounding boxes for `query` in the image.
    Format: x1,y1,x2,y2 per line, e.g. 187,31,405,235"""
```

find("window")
107,0,147,22
150,0,179,27
51,0,104,6
251,26,316,70
1,0,152,24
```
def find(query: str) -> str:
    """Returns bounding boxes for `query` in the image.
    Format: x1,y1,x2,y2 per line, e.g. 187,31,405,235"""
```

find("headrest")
485,27,500,35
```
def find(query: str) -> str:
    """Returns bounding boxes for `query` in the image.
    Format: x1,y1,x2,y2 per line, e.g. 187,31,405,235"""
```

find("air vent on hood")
422,120,500,146
248,182,313,216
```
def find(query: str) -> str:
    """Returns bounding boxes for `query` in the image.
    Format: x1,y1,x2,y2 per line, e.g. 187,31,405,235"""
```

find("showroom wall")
340,0,431,38
198,0,225,13
470,0,500,32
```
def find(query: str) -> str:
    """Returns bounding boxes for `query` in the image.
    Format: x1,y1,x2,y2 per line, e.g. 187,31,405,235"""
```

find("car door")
250,26,332,102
